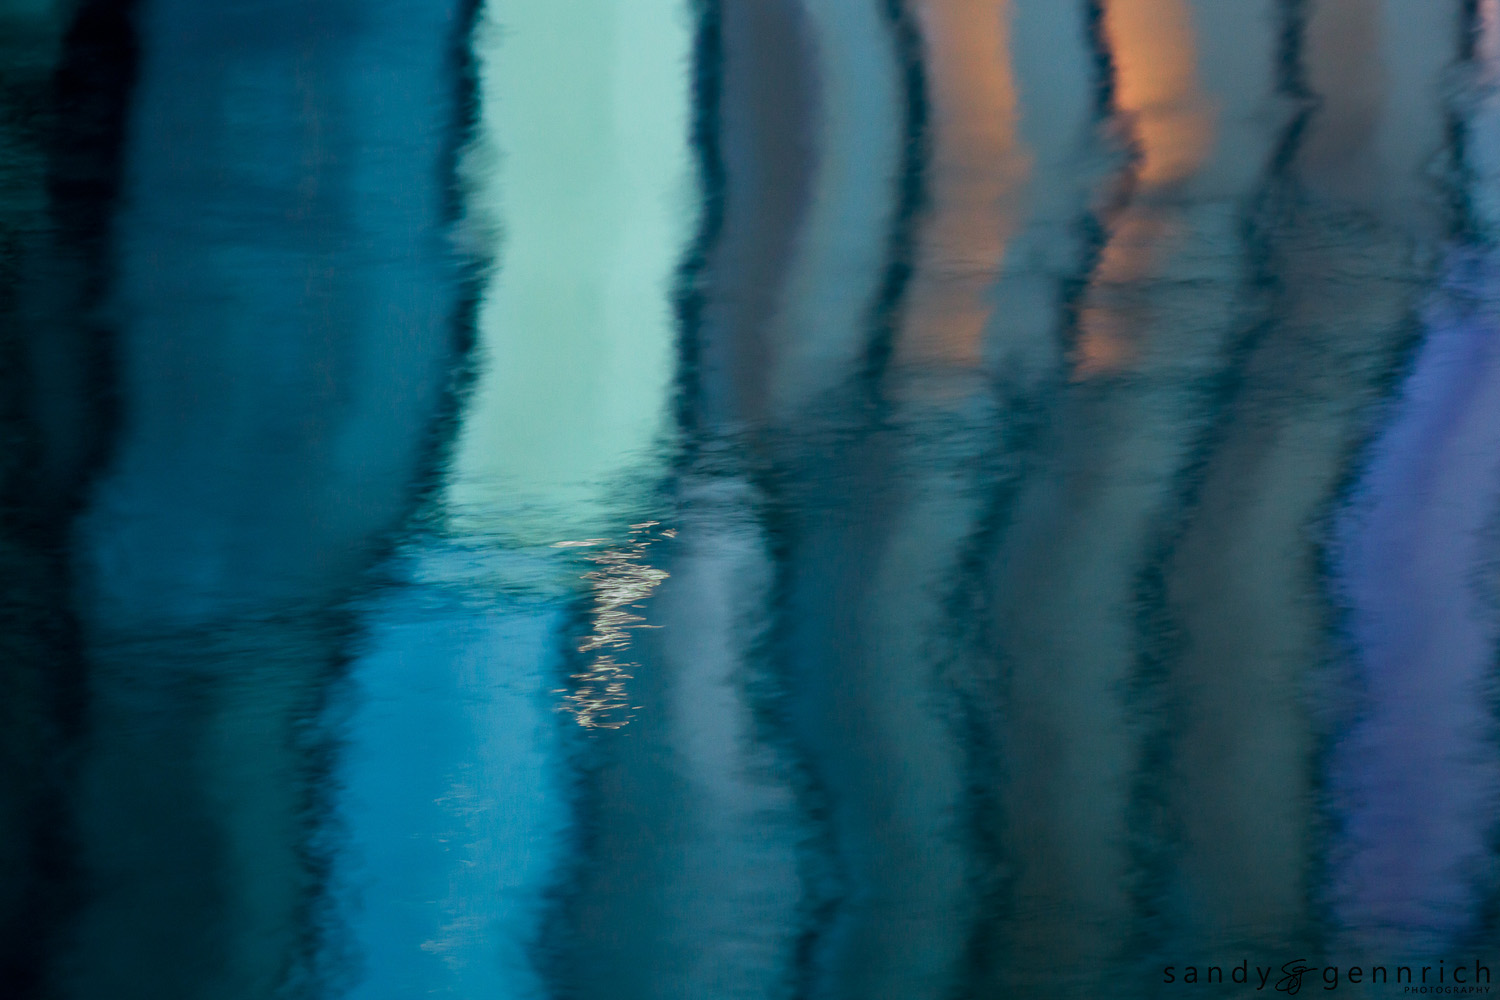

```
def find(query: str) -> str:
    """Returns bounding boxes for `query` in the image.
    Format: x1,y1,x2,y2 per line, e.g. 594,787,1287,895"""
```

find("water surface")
2,1,1499,997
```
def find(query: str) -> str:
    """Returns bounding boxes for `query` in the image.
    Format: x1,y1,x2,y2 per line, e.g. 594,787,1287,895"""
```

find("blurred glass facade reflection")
2,1,1499,998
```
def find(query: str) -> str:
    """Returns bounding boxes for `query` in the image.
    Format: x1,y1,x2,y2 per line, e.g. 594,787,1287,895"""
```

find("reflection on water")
4,0,1500,997
448,0,690,545
1074,0,1215,376
1328,247,1500,956
562,522,672,730
898,0,1027,369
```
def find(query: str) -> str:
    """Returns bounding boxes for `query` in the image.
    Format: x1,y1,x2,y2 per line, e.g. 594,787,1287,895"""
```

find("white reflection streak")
334,0,694,994
557,523,671,730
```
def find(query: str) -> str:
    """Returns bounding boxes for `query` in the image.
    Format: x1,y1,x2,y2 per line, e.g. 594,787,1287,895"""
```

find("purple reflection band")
1331,249,1500,948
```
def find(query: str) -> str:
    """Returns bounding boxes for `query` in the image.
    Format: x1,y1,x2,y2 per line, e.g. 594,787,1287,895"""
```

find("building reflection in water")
1,1,1497,998
1154,0,1457,964
27,0,474,997
333,0,694,997
1326,0,1500,958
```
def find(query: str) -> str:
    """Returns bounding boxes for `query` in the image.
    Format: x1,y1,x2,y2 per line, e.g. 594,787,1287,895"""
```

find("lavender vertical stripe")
1331,252,1500,949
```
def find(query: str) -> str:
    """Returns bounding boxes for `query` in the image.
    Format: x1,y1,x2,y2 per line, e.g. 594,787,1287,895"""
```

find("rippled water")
5,1,1500,997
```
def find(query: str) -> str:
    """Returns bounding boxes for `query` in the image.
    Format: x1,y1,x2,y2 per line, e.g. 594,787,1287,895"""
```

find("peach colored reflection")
897,0,1030,371
1075,0,1215,377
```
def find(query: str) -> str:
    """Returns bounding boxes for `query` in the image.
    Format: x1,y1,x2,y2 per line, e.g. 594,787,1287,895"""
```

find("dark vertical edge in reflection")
0,1,140,995
671,0,726,447
536,619,603,1000
755,482,846,1000
661,1,907,981
393,0,490,531
942,421,1024,1000
1083,0,1117,120
1116,0,1322,967
741,489,829,1000
1305,0,1469,953
1262,0,1316,185
537,552,639,1000
1288,0,1366,947
1448,0,1483,244
940,321,1102,993
1059,0,1126,358
1449,0,1500,952
272,611,365,997
756,6,934,987
1263,0,1342,962
945,5,1127,994
859,0,930,395
39,0,137,514
1462,0,1483,61
285,1,490,988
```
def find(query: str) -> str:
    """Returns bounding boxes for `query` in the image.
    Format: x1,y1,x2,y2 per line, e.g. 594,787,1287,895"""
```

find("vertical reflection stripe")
896,0,1028,371
449,0,695,545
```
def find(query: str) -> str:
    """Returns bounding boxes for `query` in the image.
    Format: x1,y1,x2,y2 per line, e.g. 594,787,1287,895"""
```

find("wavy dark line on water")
1445,0,1500,951
943,3,1131,990
943,159,1116,1000
672,0,727,443
1264,0,1316,184
943,390,1080,998
772,2,933,993
946,43,1132,1000
1246,0,1332,961
1083,0,1118,123
1462,0,1483,61
37,0,136,515
860,0,931,393
1310,6,1472,954
757,479,848,1000
1447,0,1484,246
402,0,491,527
1118,0,1323,964
299,3,492,988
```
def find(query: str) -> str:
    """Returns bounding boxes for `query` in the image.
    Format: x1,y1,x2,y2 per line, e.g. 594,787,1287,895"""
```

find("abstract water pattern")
1,1,1499,998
